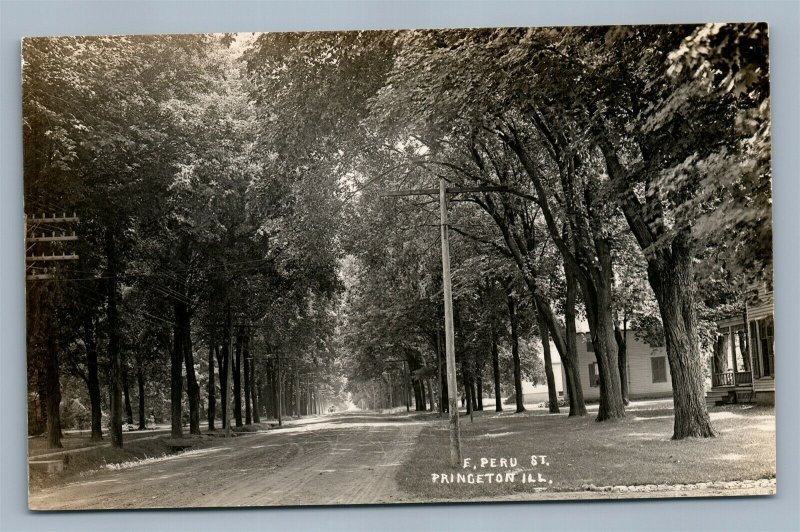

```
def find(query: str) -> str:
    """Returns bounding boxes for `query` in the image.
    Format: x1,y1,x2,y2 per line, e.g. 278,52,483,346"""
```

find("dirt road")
29,412,432,510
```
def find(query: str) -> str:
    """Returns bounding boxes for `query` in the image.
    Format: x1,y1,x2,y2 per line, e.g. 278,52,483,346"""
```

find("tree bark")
44,334,62,448
491,328,503,412
122,363,134,425
575,243,626,422
233,330,243,427
251,357,260,424
462,355,473,418
217,339,228,429
537,307,560,413
614,320,630,405
506,293,526,413
244,336,252,424
82,315,103,440
181,307,200,436
599,138,714,439
504,130,623,420
137,365,146,430
170,302,184,439
268,360,277,420
647,233,715,439
105,229,123,448
475,372,483,411
208,341,216,431
564,258,587,416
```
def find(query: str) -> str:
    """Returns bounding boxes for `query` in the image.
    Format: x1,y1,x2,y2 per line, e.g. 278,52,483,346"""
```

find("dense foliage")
24,24,770,446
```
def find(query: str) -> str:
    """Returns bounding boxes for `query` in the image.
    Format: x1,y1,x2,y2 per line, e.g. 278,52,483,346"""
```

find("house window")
586,339,594,352
588,363,599,387
651,356,667,383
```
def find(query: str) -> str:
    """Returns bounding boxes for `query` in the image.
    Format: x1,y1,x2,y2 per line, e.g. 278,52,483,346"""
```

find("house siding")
521,356,564,403
562,332,674,401
746,289,773,322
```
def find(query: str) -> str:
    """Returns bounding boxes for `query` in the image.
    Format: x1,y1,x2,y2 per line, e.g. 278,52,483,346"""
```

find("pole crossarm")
27,234,79,242
381,185,509,197
25,214,80,223
26,254,79,261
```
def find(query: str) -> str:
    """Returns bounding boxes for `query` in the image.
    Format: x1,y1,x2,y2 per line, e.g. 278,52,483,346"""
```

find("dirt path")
28,413,432,510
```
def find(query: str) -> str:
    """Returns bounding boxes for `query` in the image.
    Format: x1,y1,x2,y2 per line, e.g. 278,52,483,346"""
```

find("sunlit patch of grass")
396,404,775,500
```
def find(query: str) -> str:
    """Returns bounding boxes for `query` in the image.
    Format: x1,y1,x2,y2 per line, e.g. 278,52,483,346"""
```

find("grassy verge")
28,427,168,458
28,422,275,491
396,403,775,500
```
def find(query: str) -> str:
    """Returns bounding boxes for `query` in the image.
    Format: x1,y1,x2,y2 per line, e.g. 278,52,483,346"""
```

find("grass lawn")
27,426,170,458
396,401,775,500
28,422,275,491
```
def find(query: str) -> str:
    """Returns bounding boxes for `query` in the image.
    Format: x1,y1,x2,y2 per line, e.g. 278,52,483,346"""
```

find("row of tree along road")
24,24,770,454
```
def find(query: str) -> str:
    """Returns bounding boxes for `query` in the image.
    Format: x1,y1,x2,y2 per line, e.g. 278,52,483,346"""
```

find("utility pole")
25,213,80,280
382,181,506,467
437,178,461,467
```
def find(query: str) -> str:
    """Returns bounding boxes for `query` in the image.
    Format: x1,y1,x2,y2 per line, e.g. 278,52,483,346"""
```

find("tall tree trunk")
576,242,626,422
233,330,243,427
600,142,713,439
475,373,483,410
269,361,277,420
251,359,260,424
469,373,478,411
491,328,503,412
170,303,184,439
181,305,200,436
44,334,62,448
217,339,228,429
507,293,526,413
462,356,473,417
137,366,146,430
208,342,216,431
537,307,560,413
647,234,715,439
428,378,436,412
105,229,123,448
122,363,133,425
287,369,295,415
83,315,103,440
413,379,422,411
615,319,630,405
243,336,252,424
564,259,587,416
503,130,620,419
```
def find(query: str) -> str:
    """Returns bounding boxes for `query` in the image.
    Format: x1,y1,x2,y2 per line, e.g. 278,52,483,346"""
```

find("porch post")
739,301,755,392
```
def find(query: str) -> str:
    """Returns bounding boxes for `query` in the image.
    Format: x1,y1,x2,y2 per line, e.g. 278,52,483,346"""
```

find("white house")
520,357,564,404
706,286,774,406
563,331,674,401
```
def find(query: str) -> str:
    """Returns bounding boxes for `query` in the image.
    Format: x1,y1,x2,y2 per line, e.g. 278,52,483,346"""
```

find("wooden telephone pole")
25,213,80,280
383,180,507,467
